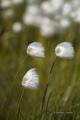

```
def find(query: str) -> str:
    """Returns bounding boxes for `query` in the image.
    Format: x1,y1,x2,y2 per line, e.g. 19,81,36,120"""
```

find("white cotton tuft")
40,1,54,15
26,5,41,16
62,2,72,16
12,0,24,4
74,8,80,23
27,42,45,58
50,0,64,12
12,22,23,33
21,68,39,90
59,18,71,28
2,9,14,19
70,0,80,9
39,17,55,37
55,42,74,59
1,0,12,8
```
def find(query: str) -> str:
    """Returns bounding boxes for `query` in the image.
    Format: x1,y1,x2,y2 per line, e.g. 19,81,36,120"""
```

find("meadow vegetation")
0,0,80,119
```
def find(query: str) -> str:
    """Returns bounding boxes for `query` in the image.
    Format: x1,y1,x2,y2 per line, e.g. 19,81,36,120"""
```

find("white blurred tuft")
55,42,74,59
12,22,23,33
22,68,39,90
27,42,45,58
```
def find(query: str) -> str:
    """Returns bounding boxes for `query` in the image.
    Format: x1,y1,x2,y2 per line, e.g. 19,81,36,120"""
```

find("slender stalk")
41,57,57,110
16,88,24,120
41,84,49,109
41,91,52,120
47,110,57,120
5,55,28,116
45,91,52,111
50,57,57,74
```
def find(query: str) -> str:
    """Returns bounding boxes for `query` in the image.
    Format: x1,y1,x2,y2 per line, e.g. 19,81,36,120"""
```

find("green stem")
5,55,28,117
50,57,57,74
17,89,24,120
41,57,57,109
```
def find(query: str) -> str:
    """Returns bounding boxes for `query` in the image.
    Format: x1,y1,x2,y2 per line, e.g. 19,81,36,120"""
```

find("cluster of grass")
0,1,80,119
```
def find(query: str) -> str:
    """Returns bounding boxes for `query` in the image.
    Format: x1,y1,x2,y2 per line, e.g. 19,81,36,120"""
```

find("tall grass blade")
16,88,24,120
42,84,48,109
41,57,57,110
50,57,57,74
45,91,52,111
5,55,28,118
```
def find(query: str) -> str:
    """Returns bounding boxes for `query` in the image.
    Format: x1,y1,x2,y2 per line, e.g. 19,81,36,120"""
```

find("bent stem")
41,91,52,120
16,88,24,120
41,57,57,110
5,55,28,117
50,57,57,74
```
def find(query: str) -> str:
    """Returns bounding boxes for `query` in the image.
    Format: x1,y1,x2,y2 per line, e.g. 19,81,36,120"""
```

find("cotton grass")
22,68,39,90
22,0,80,37
12,22,23,33
27,42,45,58
55,42,74,59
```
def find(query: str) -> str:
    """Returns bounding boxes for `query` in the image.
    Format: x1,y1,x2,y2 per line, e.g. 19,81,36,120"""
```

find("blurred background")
0,0,80,119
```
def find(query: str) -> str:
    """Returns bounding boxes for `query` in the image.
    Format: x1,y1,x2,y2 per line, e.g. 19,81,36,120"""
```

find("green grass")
0,2,80,120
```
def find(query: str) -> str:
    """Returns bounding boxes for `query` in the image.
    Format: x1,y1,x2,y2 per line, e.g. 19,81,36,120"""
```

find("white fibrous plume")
2,9,14,19
55,42,74,59
12,22,23,33
41,1,54,15
22,68,39,90
23,14,35,26
23,4,42,26
50,0,64,12
22,0,80,37
26,5,41,16
39,17,55,37
27,42,45,58
70,0,80,9
62,2,72,17
1,0,12,8
23,13,42,26
12,0,24,5
70,7,80,23
59,18,71,28
74,8,80,23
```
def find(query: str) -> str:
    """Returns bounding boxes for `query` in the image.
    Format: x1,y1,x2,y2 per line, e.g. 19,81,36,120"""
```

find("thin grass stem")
16,88,24,120
41,84,48,109
50,57,57,74
45,91,52,111
41,57,57,110
5,55,28,117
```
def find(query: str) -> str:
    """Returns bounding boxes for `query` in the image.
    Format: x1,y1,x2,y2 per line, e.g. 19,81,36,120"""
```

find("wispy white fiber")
55,42,74,59
27,42,45,58
22,68,39,90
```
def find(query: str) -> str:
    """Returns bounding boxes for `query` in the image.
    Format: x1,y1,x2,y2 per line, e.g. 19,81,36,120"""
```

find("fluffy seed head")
2,9,14,19
59,18,71,28
27,42,45,58
55,42,74,59
51,0,64,11
12,0,24,4
1,0,12,8
62,2,72,16
39,17,55,37
41,1,54,15
22,68,39,90
12,22,23,33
